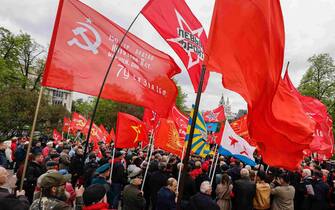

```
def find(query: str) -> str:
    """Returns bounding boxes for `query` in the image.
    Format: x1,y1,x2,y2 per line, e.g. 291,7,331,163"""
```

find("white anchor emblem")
67,18,101,54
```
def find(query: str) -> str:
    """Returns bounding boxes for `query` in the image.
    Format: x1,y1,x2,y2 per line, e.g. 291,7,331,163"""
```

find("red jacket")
82,202,109,210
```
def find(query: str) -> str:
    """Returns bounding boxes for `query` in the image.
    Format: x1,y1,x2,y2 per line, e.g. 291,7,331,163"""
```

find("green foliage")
0,27,45,91
0,87,69,132
176,84,188,113
298,53,335,136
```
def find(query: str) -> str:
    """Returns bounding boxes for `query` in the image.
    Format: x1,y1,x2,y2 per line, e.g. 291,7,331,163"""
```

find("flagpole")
82,11,141,164
210,150,220,185
177,65,206,210
108,147,116,182
176,145,186,193
141,132,155,191
20,87,44,191
66,127,70,140
208,144,218,178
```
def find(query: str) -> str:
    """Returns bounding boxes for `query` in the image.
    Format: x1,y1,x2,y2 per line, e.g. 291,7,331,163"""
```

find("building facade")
45,88,73,112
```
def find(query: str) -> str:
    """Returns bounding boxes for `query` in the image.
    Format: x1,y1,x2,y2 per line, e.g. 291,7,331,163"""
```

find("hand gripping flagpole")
82,11,141,165
20,87,44,191
176,65,206,210
176,144,186,193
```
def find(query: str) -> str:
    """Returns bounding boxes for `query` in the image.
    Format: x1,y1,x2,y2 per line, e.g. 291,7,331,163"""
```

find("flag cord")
176,145,186,193
82,11,141,164
210,148,220,185
141,132,155,192
20,87,44,191
208,144,218,178
176,65,206,210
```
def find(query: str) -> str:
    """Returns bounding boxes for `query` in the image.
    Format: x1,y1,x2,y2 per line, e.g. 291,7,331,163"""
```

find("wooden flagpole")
176,65,206,209
20,87,44,191
176,145,186,193
82,11,141,164
141,132,155,191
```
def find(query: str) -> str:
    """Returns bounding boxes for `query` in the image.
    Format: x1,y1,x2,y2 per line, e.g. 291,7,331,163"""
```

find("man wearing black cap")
122,167,146,210
82,184,109,210
30,172,84,210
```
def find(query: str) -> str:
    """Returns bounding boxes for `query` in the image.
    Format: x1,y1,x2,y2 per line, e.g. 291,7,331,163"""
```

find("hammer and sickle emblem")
76,120,86,128
91,128,98,137
67,21,102,54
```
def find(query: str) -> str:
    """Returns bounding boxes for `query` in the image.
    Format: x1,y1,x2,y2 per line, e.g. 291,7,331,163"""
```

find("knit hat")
128,167,143,179
83,184,107,206
40,172,66,188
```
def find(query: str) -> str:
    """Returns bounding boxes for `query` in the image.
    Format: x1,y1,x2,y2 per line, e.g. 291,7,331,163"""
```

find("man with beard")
30,172,84,210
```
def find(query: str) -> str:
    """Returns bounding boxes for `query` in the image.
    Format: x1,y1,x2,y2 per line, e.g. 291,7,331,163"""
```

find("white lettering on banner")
115,64,167,96
107,34,155,71
167,10,205,69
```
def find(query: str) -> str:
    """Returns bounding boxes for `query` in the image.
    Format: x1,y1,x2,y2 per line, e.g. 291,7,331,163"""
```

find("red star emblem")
240,146,249,156
229,136,238,147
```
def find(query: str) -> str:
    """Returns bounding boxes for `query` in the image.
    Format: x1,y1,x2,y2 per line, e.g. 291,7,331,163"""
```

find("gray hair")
200,181,211,194
240,168,250,178
302,168,311,177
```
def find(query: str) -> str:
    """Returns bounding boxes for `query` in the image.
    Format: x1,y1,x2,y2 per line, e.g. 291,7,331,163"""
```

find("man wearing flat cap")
30,172,84,210
122,167,146,210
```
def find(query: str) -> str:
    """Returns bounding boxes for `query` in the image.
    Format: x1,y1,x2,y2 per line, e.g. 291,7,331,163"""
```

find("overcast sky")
1,0,334,112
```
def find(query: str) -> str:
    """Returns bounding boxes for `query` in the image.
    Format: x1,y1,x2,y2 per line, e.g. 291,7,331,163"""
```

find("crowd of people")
0,136,335,210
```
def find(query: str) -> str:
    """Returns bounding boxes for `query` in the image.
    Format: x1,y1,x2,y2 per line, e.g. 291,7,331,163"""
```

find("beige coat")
271,185,295,210
253,182,271,210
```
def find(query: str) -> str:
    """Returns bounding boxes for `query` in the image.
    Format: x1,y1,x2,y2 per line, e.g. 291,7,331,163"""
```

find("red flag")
230,115,255,146
141,0,209,93
99,124,109,142
284,71,334,158
42,0,180,117
53,129,62,142
70,112,87,131
230,115,249,138
143,108,159,132
82,120,104,143
168,105,188,141
115,112,148,149
205,0,315,170
155,118,184,157
106,128,116,145
62,117,71,132
208,123,224,145
203,106,225,122
91,138,102,159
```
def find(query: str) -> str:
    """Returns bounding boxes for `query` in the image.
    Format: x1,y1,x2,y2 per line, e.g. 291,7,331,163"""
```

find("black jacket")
70,155,84,176
111,161,127,184
0,187,29,210
156,187,176,210
188,192,220,210
310,179,329,210
232,177,256,210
